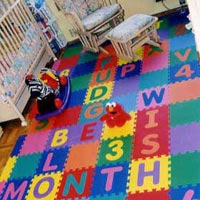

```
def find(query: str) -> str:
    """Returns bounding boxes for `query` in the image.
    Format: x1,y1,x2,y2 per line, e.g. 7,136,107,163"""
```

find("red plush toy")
100,102,131,128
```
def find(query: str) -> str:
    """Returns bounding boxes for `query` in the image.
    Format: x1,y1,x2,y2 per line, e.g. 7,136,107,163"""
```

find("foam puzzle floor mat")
1,9,200,200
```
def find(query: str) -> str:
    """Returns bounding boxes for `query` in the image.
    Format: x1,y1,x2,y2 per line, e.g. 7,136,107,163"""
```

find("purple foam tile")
67,121,103,146
158,29,169,40
170,123,200,155
20,131,51,155
112,75,140,97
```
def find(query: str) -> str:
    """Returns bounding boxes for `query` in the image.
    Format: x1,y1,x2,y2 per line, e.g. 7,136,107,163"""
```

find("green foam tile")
139,68,168,90
171,151,200,188
170,98,200,127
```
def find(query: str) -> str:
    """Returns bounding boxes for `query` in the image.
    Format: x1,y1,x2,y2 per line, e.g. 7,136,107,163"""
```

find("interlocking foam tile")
19,131,50,155
169,78,200,104
157,18,169,30
170,98,200,127
127,155,170,194
169,60,200,84
1,178,31,200
158,29,169,40
0,181,6,198
27,118,55,135
168,24,190,38
71,73,92,93
62,42,83,58
89,67,116,87
169,34,196,52
91,163,129,196
170,123,200,155
0,157,17,181
143,40,169,58
68,88,87,108
94,56,118,72
78,51,99,65
70,61,96,77
66,121,103,146
170,151,200,188
65,141,100,170
127,189,170,200
26,172,62,200
90,192,126,199
110,92,138,112
84,82,113,104
137,85,169,111
112,75,139,97
36,147,69,175
142,52,169,74
97,43,117,59
53,105,82,128
167,10,189,27
115,61,141,81
10,153,41,179
133,105,169,159
101,111,136,140
78,100,108,124
139,68,168,90
10,135,26,157
169,46,198,66
57,168,94,199
97,135,133,166
170,184,200,200
56,55,80,71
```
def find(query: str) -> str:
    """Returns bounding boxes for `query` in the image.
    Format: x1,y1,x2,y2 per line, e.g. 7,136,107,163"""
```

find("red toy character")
100,102,131,128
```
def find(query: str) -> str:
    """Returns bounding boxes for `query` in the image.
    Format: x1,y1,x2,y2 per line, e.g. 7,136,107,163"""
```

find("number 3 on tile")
106,140,123,161
175,64,194,78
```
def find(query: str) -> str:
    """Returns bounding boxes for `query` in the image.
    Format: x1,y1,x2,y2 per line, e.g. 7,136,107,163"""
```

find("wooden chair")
54,0,124,53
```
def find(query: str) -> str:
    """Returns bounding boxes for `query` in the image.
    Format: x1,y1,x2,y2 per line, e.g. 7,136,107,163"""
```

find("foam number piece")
175,64,194,78
106,140,124,161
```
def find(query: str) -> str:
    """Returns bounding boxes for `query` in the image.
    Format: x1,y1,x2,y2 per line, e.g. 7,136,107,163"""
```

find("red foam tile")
98,44,117,59
53,105,82,128
27,117,55,134
56,55,80,70
132,105,170,159
57,168,94,199
28,101,38,119
126,189,169,200
94,56,118,72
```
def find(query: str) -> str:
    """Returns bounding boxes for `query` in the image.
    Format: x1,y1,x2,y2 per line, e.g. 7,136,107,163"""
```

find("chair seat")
82,4,121,31
107,14,155,42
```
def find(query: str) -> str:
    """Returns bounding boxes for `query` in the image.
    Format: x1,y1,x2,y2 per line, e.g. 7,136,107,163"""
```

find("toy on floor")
25,68,70,120
100,102,131,127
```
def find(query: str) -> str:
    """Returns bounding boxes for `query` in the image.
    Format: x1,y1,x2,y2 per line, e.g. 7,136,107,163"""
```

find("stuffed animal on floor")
100,102,131,128
25,68,67,115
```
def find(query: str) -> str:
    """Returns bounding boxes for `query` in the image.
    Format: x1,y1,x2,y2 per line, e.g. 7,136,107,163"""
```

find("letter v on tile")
175,48,191,62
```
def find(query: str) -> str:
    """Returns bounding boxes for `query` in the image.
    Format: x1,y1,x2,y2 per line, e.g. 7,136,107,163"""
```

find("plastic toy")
100,102,131,127
25,68,70,121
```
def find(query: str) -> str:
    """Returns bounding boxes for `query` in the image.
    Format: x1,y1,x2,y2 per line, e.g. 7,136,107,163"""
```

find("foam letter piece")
51,129,68,147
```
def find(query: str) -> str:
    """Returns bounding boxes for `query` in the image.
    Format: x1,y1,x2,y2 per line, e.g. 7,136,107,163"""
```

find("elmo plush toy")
100,102,131,127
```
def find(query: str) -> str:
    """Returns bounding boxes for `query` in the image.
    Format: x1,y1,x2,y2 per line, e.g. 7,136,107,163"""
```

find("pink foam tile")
169,78,200,104
20,131,51,155
137,85,169,110
142,53,169,74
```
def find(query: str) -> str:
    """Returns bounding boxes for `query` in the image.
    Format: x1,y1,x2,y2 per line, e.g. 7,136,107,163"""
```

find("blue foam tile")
169,33,196,51
70,60,96,77
67,88,87,108
169,60,200,84
10,135,27,157
170,184,200,200
91,162,129,196
115,61,141,81
36,147,69,175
